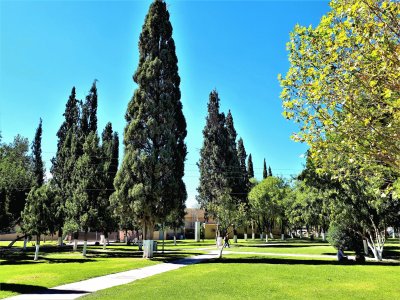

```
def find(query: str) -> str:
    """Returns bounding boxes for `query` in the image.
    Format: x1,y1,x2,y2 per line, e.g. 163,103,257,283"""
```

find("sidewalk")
5,252,219,300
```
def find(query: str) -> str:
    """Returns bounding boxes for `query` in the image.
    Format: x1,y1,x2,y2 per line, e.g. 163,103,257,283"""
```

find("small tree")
21,185,58,260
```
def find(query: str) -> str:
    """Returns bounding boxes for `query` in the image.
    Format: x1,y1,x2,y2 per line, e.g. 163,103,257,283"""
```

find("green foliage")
280,0,400,182
114,0,187,240
268,166,272,177
98,123,119,234
247,153,254,179
20,184,58,237
249,177,287,233
65,132,104,234
51,87,80,236
197,91,228,218
0,135,33,231
327,222,363,254
262,159,268,179
237,137,249,203
31,119,45,187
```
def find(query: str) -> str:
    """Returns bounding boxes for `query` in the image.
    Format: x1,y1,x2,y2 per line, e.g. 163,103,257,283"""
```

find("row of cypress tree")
20,81,119,259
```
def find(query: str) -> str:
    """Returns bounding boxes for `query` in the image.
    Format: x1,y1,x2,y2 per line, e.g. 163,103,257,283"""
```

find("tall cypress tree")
81,81,98,136
51,87,80,246
32,118,45,187
22,119,56,260
65,82,102,256
225,111,241,199
247,153,254,179
113,0,187,257
99,123,119,249
237,137,249,202
268,166,273,177
263,158,268,179
197,90,228,217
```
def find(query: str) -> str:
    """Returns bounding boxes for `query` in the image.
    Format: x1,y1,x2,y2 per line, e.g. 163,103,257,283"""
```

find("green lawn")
82,254,400,300
0,246,203,299
1,238,398,299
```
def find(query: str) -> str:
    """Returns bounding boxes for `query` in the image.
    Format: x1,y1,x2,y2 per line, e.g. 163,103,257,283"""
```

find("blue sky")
0,0,330,207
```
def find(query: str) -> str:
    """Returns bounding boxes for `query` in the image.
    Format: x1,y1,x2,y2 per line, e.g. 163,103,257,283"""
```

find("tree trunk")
34,235,40,261
162,223,165,254
58,229,63,247
142,220,154,258
73,231,79,251
23,235,28,251
251,221,255,240
82,231,88,257
103,232,108,250
173,228,177,246
363,239,368,255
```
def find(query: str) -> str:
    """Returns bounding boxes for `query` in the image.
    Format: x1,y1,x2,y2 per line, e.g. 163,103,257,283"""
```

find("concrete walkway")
5,252,219,300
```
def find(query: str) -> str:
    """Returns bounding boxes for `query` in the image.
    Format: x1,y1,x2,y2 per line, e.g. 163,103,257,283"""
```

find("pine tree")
268,166,273,177
263,159,268,179
247,153,254,179
32,119,45,187
51,87,80,246
113,0,186,258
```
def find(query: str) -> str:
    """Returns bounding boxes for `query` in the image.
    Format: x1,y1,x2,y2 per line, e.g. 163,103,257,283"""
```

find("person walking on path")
223,233,230,248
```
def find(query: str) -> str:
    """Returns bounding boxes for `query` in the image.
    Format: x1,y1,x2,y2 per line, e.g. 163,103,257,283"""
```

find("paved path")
5,252,219,300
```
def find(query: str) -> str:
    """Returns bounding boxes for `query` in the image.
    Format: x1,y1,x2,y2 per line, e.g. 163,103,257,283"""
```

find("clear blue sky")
0,0,330,207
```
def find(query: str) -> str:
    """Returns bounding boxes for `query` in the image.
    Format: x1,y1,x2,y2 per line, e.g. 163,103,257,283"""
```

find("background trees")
197,91,249,255
0,135,33,232
113,0,187,258
248,176,287,241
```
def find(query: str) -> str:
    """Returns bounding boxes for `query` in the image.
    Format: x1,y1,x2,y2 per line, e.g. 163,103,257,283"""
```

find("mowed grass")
1,238,398,299
82,254,400,300
0,245,203,299
227,241,338,256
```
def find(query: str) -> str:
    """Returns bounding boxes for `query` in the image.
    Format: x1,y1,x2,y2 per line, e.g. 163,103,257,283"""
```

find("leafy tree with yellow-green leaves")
280,0,400,260
279,0,399,184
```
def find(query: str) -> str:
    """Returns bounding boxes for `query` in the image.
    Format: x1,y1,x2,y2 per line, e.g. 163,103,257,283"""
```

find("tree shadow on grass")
237,244,328,249
208,256,400,267
0,283,88,295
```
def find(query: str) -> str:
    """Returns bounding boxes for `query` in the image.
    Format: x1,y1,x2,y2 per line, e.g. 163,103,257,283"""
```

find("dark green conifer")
32,118,45,187
225,111,241,200
197,90,228,216
51,87,80,245
263,158,268,179
268,166,273,177
113,0,187,255
247,153,254,179
99,123,119,247
237,137,249,202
